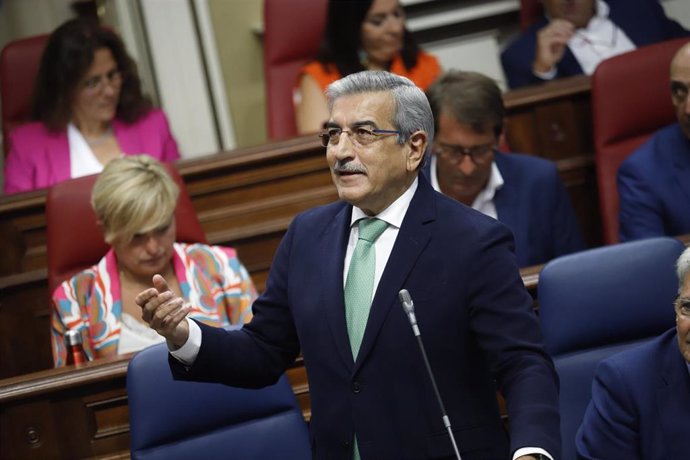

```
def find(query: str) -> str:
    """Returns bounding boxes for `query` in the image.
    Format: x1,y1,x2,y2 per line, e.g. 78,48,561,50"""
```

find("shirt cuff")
532,66,557,81
513,447,553,460
169,317,201,365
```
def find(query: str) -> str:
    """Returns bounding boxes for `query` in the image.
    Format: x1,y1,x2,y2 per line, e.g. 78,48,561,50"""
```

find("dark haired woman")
4,18,179,194
294,0,441,134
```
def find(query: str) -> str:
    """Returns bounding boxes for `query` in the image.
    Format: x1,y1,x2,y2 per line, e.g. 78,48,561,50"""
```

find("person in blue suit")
501,0,689,89
424,70,584,267
618,41,690,242
136,71,561,460
576,246,690,460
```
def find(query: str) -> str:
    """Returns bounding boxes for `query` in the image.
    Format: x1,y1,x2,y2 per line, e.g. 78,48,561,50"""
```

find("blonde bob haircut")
91,154,179,245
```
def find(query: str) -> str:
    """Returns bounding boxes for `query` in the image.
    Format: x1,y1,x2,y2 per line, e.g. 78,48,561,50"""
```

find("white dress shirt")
534,0,635,80
68,122,106,178
429,155,503,220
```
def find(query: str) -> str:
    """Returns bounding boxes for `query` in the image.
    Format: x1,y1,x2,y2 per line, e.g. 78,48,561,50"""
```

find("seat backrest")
538,236,685,460
263,0,327,140
0,34,49,158
46,164,206,294
520,0,543,30
592,38,688,244
127,342,311,460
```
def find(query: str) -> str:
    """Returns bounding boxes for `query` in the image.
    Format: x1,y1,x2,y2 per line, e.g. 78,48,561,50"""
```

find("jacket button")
352,381,361,393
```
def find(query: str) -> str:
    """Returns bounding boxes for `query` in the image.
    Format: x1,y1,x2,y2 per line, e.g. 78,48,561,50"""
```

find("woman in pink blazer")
4,19,180,195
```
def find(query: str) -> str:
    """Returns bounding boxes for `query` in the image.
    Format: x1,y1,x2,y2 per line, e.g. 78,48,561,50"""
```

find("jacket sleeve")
576,359,641,460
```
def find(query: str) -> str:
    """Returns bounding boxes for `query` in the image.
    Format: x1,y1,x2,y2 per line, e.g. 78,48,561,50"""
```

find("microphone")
398,289,462,460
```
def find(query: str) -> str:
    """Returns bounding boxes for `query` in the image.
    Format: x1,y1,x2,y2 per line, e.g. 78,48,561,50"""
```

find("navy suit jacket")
501,0,690,89
576,328,690,460
424,151,584,267
618,123,690,242
171,176,561,460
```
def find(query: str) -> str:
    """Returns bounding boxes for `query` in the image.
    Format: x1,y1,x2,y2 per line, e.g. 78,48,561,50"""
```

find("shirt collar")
429,155,504,207
350,177,418,229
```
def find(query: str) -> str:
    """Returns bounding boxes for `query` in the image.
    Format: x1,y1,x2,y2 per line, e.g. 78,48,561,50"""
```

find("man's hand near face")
533,19,576,74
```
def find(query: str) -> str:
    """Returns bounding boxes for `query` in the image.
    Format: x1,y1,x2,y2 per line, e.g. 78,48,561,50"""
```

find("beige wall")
207,0,267,148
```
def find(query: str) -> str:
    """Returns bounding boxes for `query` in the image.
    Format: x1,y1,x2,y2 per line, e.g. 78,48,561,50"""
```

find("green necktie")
344,218,388,460
344,217,389,359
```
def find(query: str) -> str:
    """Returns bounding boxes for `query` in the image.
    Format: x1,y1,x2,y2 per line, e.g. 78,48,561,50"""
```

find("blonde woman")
51,155,256,367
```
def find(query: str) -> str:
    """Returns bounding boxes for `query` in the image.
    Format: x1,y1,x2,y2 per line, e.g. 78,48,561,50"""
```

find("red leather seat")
591,38,687,244
0,34,49,158
263,0,327,140
519,0,543,30
46,165,206,294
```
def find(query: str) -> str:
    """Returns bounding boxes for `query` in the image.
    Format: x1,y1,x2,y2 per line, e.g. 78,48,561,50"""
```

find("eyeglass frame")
434,141,496,164
80,68,124,93
318,125,401,148
675,296,690,318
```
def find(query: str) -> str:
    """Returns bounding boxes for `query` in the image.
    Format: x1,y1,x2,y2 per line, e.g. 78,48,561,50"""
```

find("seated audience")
4,18,180,195
294,0,441,134
50,155,256,367
424,70,584,267
501,0,689,89
576,246,690,459
618,40,690,242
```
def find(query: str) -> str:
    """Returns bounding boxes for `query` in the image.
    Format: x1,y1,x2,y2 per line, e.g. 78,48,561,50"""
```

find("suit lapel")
354,177,435,373
669,126,690,205
656,332,689,459
493,154,517,229
321,204,357,370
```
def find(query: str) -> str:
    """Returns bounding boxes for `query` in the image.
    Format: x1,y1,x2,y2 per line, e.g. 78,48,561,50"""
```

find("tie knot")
357,218,388,243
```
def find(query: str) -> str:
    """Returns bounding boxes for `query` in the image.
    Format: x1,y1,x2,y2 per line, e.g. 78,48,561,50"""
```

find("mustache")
333,161,367,174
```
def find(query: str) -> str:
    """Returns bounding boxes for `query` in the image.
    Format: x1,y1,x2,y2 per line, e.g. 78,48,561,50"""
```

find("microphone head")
398,289,414,314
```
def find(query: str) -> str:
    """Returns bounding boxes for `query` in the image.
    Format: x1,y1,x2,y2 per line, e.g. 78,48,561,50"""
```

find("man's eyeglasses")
675,296,690,318
435,142,495,164
318,126,400,147
81,69,123,93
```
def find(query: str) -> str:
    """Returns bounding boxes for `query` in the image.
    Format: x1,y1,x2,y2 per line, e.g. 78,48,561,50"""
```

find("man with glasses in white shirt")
501,0,689,89
425,70,584,267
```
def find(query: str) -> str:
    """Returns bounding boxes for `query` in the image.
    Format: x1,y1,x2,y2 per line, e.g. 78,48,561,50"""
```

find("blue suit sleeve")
576,359,641,460
551,169,586,255
617,159,665,242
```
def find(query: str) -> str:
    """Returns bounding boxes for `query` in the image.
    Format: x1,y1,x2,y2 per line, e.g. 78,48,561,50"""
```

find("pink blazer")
4,109,180,195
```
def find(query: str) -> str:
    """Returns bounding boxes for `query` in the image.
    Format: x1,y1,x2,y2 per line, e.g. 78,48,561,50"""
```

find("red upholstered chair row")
591,37,687,244
0,34,49,158
263,0,327,140
46,165,206,295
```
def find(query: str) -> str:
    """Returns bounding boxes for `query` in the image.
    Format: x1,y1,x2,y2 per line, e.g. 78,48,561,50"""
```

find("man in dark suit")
618,40,690,242
576,247,690,459
501,0,689,89
424,70,584,267
136,71,560,460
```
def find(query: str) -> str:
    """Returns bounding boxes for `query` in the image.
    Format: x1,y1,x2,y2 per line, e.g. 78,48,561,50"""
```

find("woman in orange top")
295,0,441,134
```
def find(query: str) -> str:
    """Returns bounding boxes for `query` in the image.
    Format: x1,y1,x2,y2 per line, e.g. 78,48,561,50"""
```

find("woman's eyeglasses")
81,69,123,93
